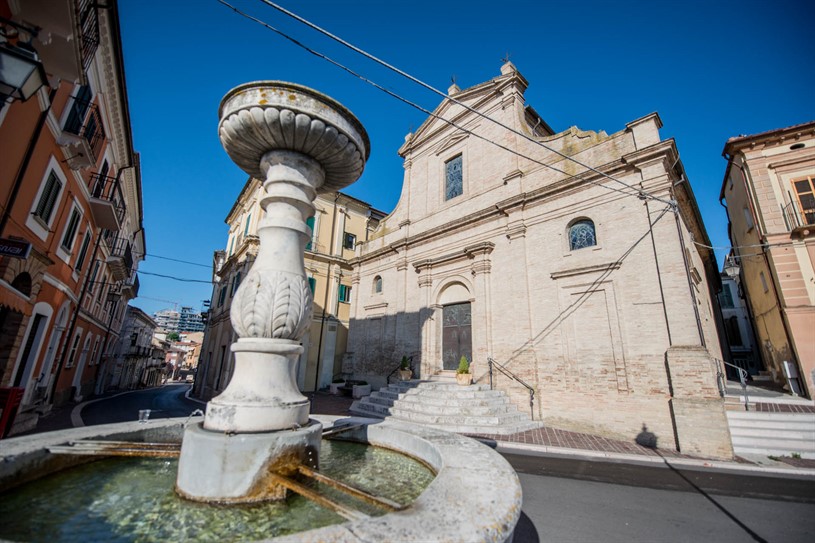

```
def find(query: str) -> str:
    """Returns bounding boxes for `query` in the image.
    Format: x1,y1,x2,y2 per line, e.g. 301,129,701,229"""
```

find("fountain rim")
0,415,520,543
218,80,371,161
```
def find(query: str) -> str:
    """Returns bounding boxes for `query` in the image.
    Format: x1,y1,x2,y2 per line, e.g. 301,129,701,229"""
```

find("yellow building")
194,178,383,399
721,122,815,398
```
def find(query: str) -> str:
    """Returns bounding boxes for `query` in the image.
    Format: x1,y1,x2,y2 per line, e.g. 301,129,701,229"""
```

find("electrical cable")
138,270,212,284
255,0,674,207
217,0,671,206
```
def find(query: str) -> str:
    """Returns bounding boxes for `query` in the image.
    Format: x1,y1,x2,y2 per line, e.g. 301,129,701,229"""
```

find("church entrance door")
442,302,472,371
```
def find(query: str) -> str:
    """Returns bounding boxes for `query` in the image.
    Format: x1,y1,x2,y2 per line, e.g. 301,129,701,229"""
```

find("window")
88,262,100,294
306,216,315,251
33,171,62,224
373,275,382,294
61,208,81,251
743,207,754,231
244,213,252,236
445,155,463,201
719,284,734,308
231,272,241,296
91,337,100,365
75,232,91,273
66,332,82,368
343,232,356,250
759,271,769,293
308,276,316,293
791,175,815,225
568,219,597,250
218,285,227,307
227,236,234,256
338,284,351,303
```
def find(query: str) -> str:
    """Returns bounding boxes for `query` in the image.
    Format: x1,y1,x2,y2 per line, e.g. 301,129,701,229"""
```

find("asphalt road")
79,383,202,426
506,452,815,543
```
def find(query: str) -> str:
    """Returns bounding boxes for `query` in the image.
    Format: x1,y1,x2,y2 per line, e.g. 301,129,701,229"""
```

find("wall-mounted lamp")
0,17,46,102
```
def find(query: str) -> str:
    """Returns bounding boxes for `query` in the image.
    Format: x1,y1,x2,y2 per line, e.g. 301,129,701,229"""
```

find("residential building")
154,306,206,333
347,62,732,458
717,253,762,377
102,305,160,391
194,182,384,400
721,121,815,397
0,0,143,434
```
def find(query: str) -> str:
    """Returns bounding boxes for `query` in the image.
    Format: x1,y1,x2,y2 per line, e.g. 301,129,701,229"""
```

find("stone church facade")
347,62,732,458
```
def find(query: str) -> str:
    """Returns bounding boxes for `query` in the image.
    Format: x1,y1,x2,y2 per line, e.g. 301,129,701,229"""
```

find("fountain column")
176,81,369,503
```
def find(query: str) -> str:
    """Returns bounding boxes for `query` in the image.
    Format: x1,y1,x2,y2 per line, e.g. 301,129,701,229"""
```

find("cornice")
550,261,622,280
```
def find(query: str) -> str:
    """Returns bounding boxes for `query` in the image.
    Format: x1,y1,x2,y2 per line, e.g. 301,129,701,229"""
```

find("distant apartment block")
154,306,205,333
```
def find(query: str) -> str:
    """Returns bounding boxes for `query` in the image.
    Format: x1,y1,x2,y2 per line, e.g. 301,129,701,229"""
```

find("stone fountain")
177,81,370,503
0,81,523,543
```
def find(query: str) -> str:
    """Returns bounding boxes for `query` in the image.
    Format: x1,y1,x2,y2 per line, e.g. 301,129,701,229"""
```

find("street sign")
0,238,31,259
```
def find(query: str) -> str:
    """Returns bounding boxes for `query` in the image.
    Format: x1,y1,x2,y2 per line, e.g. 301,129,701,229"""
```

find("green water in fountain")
0,440,434,543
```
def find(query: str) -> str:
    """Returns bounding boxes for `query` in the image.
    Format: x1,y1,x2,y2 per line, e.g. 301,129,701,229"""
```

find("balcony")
58,98,105,169
11,0,99,85
106,238,133,282
121,273,139,300
781,200,815,236
87,173,125,230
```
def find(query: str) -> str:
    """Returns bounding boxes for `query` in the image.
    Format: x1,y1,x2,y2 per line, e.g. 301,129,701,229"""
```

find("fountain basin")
1,416,521,542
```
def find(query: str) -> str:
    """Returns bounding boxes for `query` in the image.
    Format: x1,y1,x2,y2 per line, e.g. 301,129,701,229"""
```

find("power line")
256,0,674,207
138,270,212,284
218,0,673,207
134,251,212,268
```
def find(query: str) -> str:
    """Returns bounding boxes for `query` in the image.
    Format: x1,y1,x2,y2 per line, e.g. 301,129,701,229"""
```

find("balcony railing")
59,98,105,168
87,173,126,230
106,238,133,282
781,200,815,232
76,0,100,75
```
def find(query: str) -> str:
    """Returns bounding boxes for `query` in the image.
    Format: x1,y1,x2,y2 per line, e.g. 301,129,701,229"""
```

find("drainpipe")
670,184,706,348
312,192,340,392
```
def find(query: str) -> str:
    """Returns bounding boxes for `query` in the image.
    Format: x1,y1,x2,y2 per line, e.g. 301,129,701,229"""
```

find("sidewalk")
15,390,815,476
311,392,815,475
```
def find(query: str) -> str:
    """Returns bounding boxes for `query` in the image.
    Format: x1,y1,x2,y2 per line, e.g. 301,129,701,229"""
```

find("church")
346,62,732,458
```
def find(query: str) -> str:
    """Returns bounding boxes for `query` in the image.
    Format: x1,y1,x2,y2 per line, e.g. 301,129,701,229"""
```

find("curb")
493,441,815,477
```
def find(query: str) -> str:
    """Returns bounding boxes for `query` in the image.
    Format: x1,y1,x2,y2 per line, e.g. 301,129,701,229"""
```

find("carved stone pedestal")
176,81,369,502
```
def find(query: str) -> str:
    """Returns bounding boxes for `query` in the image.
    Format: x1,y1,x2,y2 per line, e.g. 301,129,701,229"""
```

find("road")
506,452,815,543
80,386,815,542
79,382,202,426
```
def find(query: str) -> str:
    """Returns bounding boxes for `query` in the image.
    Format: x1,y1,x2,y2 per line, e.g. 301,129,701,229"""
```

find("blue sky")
119,0,815,316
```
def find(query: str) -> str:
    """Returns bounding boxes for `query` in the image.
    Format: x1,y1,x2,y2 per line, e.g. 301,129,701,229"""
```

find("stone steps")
350,380,542,435
726,410,815,459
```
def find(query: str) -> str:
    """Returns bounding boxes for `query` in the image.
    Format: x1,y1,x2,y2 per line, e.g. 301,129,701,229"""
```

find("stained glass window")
568,219,596,250
445,155,463,201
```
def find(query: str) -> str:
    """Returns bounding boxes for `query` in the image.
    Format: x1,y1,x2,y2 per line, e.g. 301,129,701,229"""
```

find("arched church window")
568,219,597,251
373,275,382,294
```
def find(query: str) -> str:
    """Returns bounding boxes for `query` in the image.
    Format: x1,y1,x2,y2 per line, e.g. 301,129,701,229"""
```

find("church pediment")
434,132,470,156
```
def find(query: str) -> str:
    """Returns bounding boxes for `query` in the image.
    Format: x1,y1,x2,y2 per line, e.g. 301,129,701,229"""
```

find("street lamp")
0,38,46,102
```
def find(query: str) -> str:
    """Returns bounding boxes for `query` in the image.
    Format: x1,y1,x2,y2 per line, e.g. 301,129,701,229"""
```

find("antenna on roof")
502,52,512,63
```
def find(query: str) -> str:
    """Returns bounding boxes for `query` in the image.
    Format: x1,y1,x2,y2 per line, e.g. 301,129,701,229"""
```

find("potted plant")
352,380,371,399
329,378,345,395
455,355,472,386
398,355,412,381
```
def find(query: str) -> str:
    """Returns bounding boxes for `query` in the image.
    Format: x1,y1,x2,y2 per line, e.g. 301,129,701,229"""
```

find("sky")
118,0,815,317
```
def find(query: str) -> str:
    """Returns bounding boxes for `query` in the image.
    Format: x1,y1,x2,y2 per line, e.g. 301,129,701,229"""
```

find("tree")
167,331,180,342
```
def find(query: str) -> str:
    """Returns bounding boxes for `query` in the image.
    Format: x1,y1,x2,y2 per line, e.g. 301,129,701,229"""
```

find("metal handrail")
716,358,750,411
487,357,535,420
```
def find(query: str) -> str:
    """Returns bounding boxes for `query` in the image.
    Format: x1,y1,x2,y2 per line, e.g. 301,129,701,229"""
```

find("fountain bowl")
217,81,370,192
1,415,521,542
